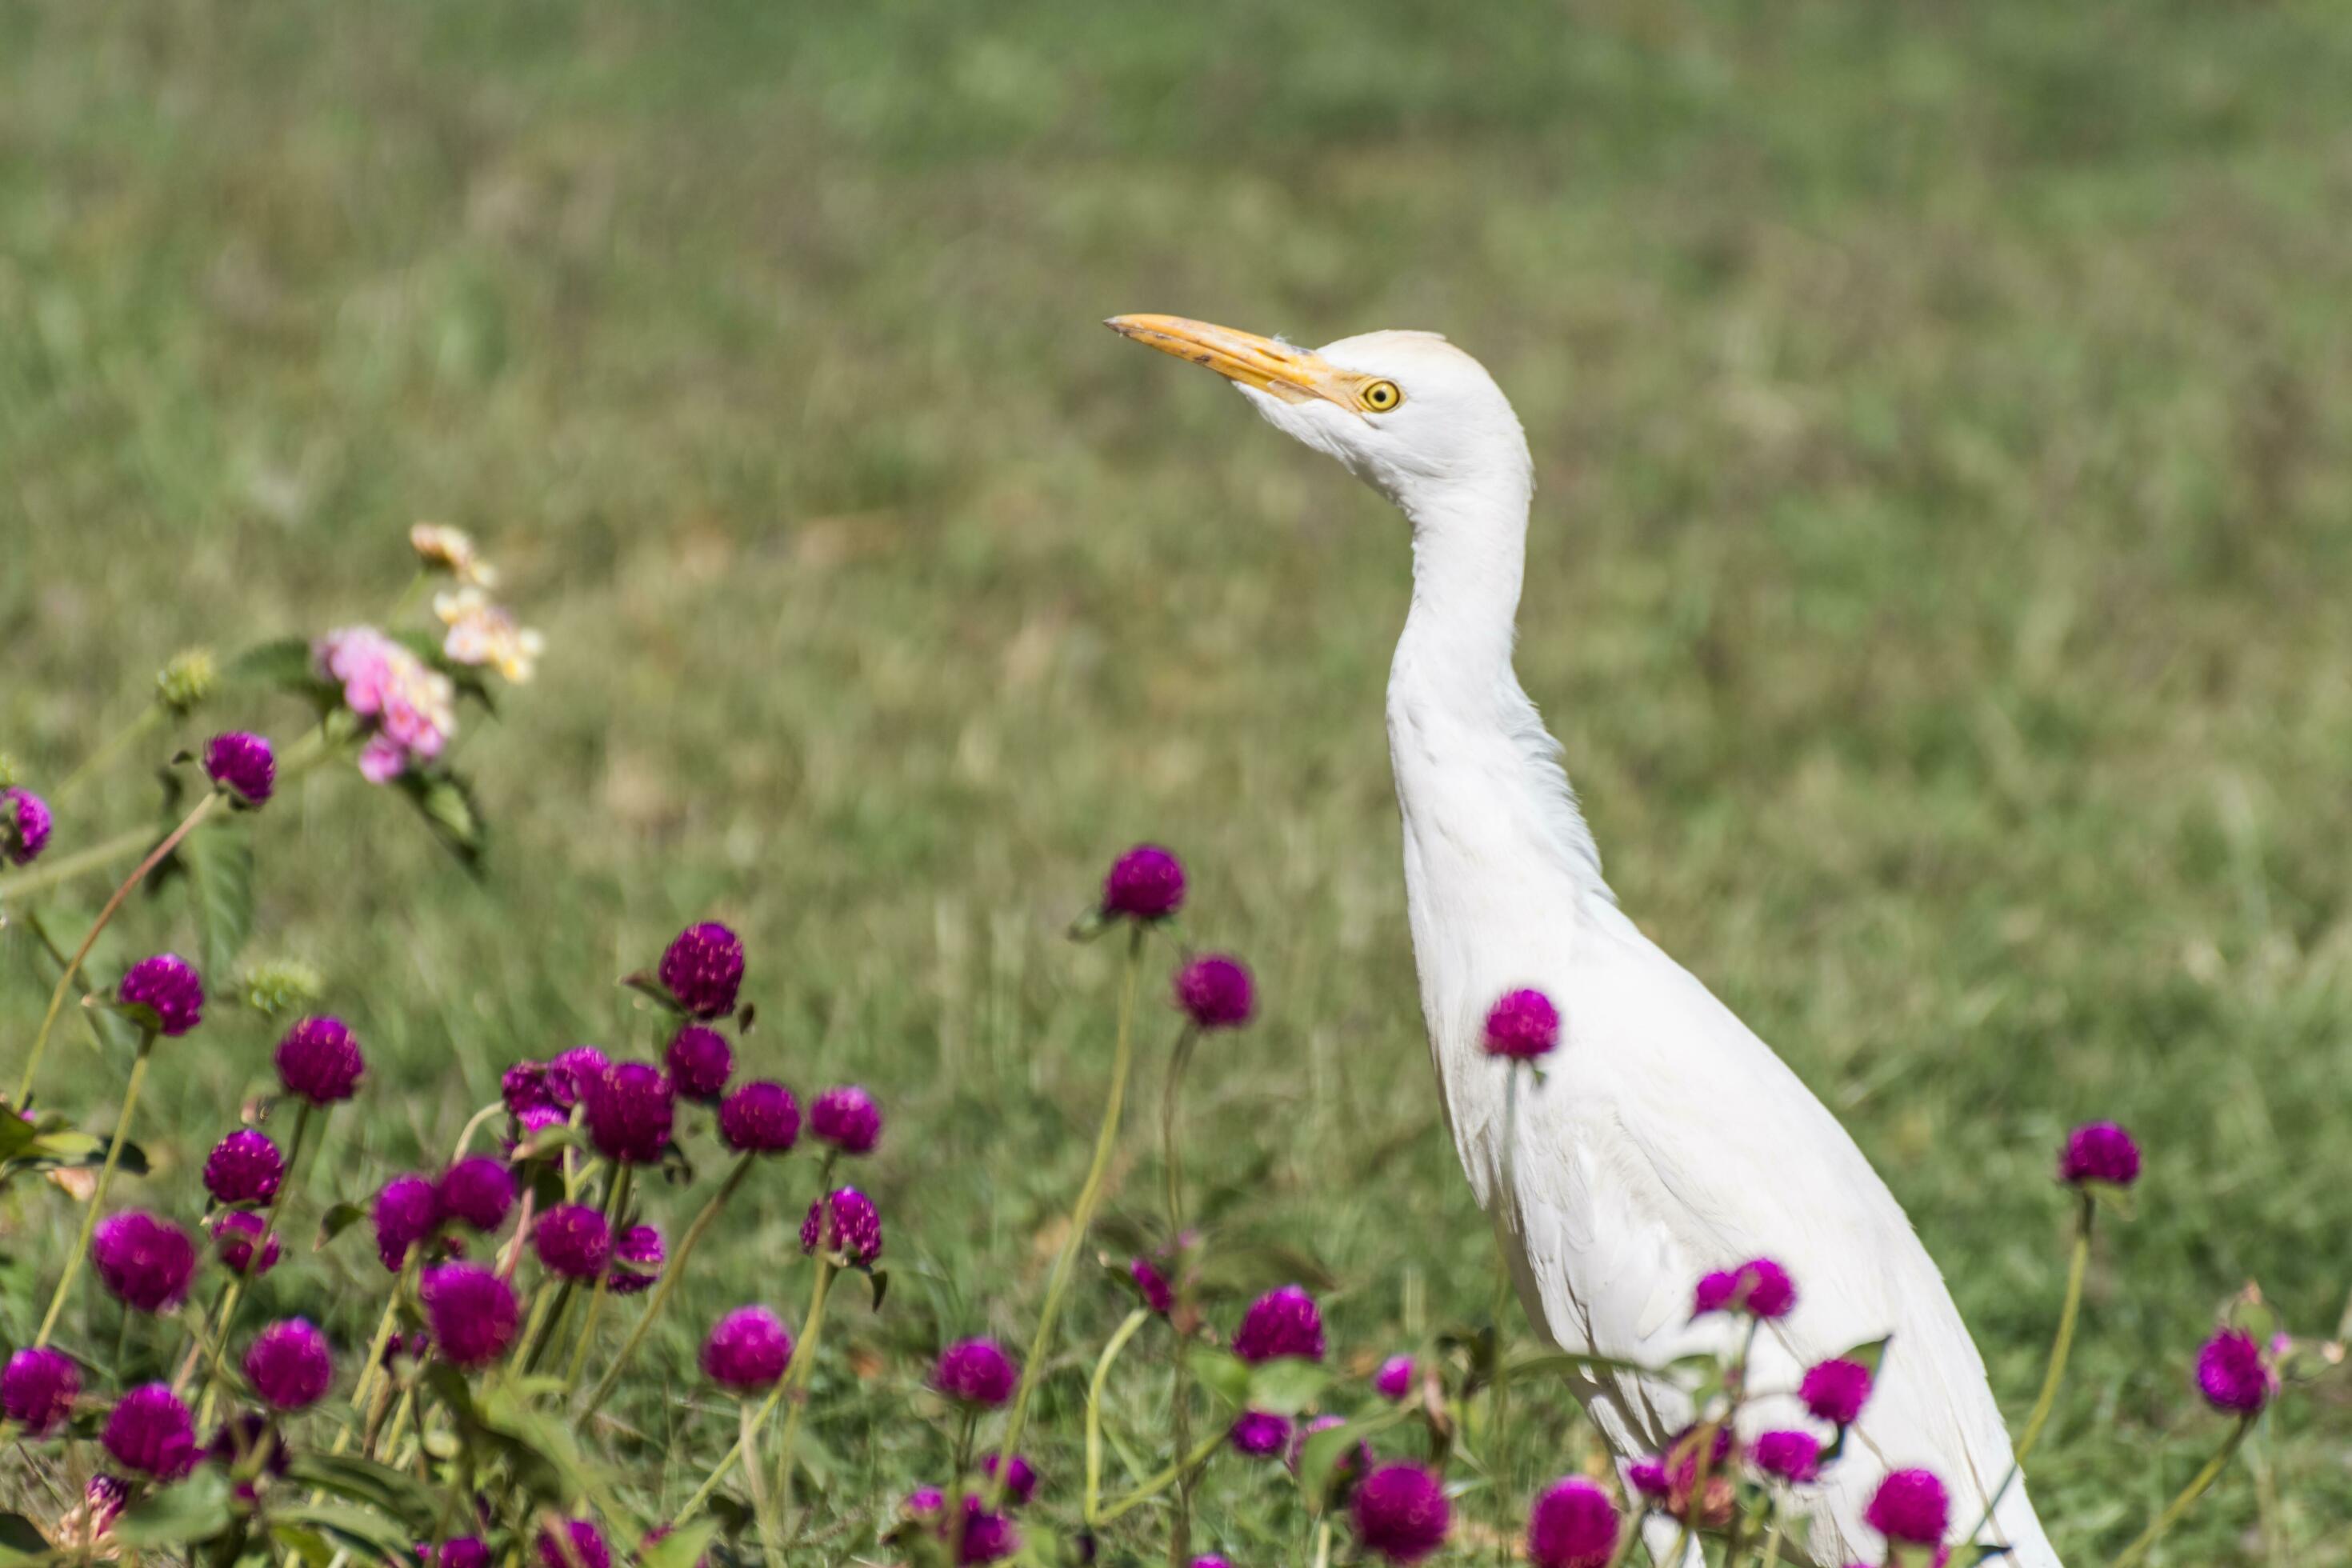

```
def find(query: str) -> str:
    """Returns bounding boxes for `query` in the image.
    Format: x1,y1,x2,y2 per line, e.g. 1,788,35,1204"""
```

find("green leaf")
867,1268,890,1310
1185,1346,1252,1411
0,1512,52,1561
228,637,323,692
1297,1405,1411,1506
285,1454,441,1534
1828,1336,1892,1377
619,973,686,1015
269,1522,335,1568
0,1115,40,1162
267,1502,413,1564
113,1470,232,1549
1245,1358,1333,1415
394,770,489,870
178,826,256,982
638,1522,718,1568
316,1201,368,1249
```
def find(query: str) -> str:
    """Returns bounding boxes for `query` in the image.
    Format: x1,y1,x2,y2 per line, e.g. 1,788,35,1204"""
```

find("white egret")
1108,315,2062,1567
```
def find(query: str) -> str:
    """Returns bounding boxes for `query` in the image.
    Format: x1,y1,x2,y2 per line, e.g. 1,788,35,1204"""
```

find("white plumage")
1110,317,2062,1567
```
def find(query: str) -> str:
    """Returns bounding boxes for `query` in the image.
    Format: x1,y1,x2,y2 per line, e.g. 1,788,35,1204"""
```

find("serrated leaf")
316,1201,368,1249
285,1453,440,1534
178,826,256,982
1245,1358,1332,1415
113,1469,232,1548
1185,1347,1251,1411
393,770,489,871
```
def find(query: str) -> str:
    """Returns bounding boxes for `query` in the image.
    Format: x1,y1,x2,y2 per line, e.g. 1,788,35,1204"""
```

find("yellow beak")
1105,314,1358,409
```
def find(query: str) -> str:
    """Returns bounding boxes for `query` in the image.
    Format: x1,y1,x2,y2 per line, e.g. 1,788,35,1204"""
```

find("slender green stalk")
1085,1308,1150,1525
1487,1062,1523,1515
1756,1501,1785,1568
1097,1430,1226,1523
345,1253,422,1430
770,1256,838,1535
34,1029,158,1347
0,826,157,910
1160,1024,1200,1566
990,926,1146,1506
1599,1495,1645,1568
673,1251,834,1525
739,1399,782,1562
54,706,161,804
2108,1418,2252,1568
562,1165,634,1390
579,1151,755,1418
1310,1520,1332,1568
2015,1194,2094,1464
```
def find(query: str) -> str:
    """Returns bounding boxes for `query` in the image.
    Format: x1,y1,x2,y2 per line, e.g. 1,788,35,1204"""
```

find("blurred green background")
5,1,2350,1562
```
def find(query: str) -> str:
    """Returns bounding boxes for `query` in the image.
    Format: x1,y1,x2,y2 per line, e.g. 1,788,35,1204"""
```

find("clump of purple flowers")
118,953,203,1037
802,1187,882,1266
203,1128,285,1207
91,1210,198,1313
276,1016,366,1104
1232,1284,1326,1364
2195,1327,2274,1414
1483,986,1560,1058
2059,1121,2142,1188
1102,843,1185,921
659,922,745,1018
0,786,50,865
1174,954,1255,1030
203,731,276,806
810,1085,882,1155
1693,1257,1794,1319
933,1338,1019,1408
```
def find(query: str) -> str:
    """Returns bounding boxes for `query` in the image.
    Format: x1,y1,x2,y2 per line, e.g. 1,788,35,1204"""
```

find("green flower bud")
235,957,326,1019
156,648,219,716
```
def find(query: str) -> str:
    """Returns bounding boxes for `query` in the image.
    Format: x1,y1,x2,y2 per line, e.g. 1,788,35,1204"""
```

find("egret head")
1106,314,1533,529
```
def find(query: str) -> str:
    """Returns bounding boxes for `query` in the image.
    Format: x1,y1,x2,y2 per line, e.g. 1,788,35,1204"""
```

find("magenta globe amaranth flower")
438,1157,515,1231
1352,1463,1450,1563
1229,1410,1292,1458
213,1211,281,1277
659,922,745,1018
118,953,202,1036
980,1453,1038,1506
1289,1413,1370,1489
934,1338,1018,1407
1528,1477,1620,1568
422,1265,520,1368
702,1306,793,1391
276,1016,365,1104
609,1224,662,1294
374,1174,444,1273
1130,1256,1174,1315
802,1187,882,1266
810,1085,882,1155
664,1026,733,1102
1174,954,1255,1030
718,1079,799,1155
534,1204,613,1280
501,1061,563,1130
1753,1430,1822,1484
102,1384,197,1479
203,1128,285,1207
92,1210,198,1313
534,1519,610,1568
946,1497,1018,1565
2195,1327,2273,1414
1232,1284,1326,1364
546,1046,610,1107
1374,1354,1415,1400
203,732,276,806
1626,1456,1669,1498
430,1541,491,1568
2,1346,81,1434
1864,1468,1950,1547
245,1318,333,1410
2059,1121,2142,1188
1483,987,1561,1059
1693,1257,1794,1319
1190,1559,1231,1568
1102,843,1185,921
1,787,50,866
584,1062,674,1164
1800,1356,1873,1426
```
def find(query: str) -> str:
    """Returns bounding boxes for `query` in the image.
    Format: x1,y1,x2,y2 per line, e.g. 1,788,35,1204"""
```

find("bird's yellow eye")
1359,379,1402,413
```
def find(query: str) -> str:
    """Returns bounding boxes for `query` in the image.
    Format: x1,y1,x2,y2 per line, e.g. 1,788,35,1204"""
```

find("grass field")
5,2,2352,1561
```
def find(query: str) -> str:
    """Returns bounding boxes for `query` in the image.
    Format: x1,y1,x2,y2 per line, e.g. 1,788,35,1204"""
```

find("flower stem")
1085,1308,1150,1526
1161,1023,1200,1566
672,1253,834,1525
2015,1194,2094,1465
1097,1429,1226,1523
770,1255,838,1534
345,1254,422,1433
562,1164,634,1391
1486,1063,1523,1513
579,1152,754,1419
54,706,162,804
34,1029,158,1347
990,924,1146,1506
2107,1418,2251,1568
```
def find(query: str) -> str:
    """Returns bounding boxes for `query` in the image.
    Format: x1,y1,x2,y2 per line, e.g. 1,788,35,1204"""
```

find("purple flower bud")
1374,1354,1415,1401
718,1080,799,1155
438,1158,516,1232
664,1026,733,1102
2,1346,81,1434
212,1211,281,1277
374,1175,444,1273
608,1224,663,1294
1799,1357,1873,1426
203,1129,285,1207
1528,1477,1620,1568
1229,1410,1292,1458
659,922,745,1019
1,788,51,866
950,1498,1017,1565
1102,844,1185,921
534,1204,613,1281
1174,955,1255,1030
275,1016,365,1104
429,1540,491,1568
1232,1285,1325,1365
2058,1122,2142,1188
801,1187,882,1266
1483,988,1560,1059
701,1306,792,1391
1626,1458,1669,1498
1351,1463,1450,1563
422,1265,519,1369
933,1338,1018,1407
1752,1430,1822,1484
118,954,203,1037
980,1453,1037,1506
1692,1258,1794,1320
534,1520,610,1568
1863,1468,1949,1547
102,1384,197,1479
2195,1328,2273,1414
91,1210,198,1313
1130,1257,1174,1315
245,1318,333,1410
203,732,276,806
810,1086,882,1156
583,1062,674,1164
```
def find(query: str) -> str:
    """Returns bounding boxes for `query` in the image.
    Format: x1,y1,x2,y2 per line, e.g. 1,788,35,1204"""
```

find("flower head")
718,1080,799,1155
1626,1458,1669,1499
235,956,325,1018
119,954,203,1037
429,1540,492,1568
213,1210,281,1277
1374,1354,1416,1401
438,1158,516,1231
980,1453,1038,1506
2059,1122,2142,1188
156,648,218,715
245,1318,333,1410
659,922,745,1018
1483,988,1561,1059
1528,1477,1620,1568
810,1085,882,1155
1229,1410,1292,1458
93,1210,198,1312
664,1026,733,1102
1174,955,1255,1030
1,787,50,866
950,1497,1018,1564
1130,1256,1174,1315
534,1204,613,1281
934,1338,1019,1407
422,1265,520,1368
1864,1469,1950,1547
1753,1430,1822,1484
1102,844,1185,921
1800,1357,1873,1426
203,732,276,806
203,1129,285,1207
583,1062,674,1164
276,1016,366,1104
434,587,542,683
609,1224,663,1294
102,1385,196,1479
534,1520,609,1568
801,1187,882,1266
2,1346,81,1434
702,1306,793,1392
501,1061,563,1130
374,1175,444,1272
1233,1285,1326,1364
546,1046,611,1109
1693,1258,1794,1320
314,626,457,783
1351,1463,1450,1563
2195,1328,2274,1414
410,523,496,587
